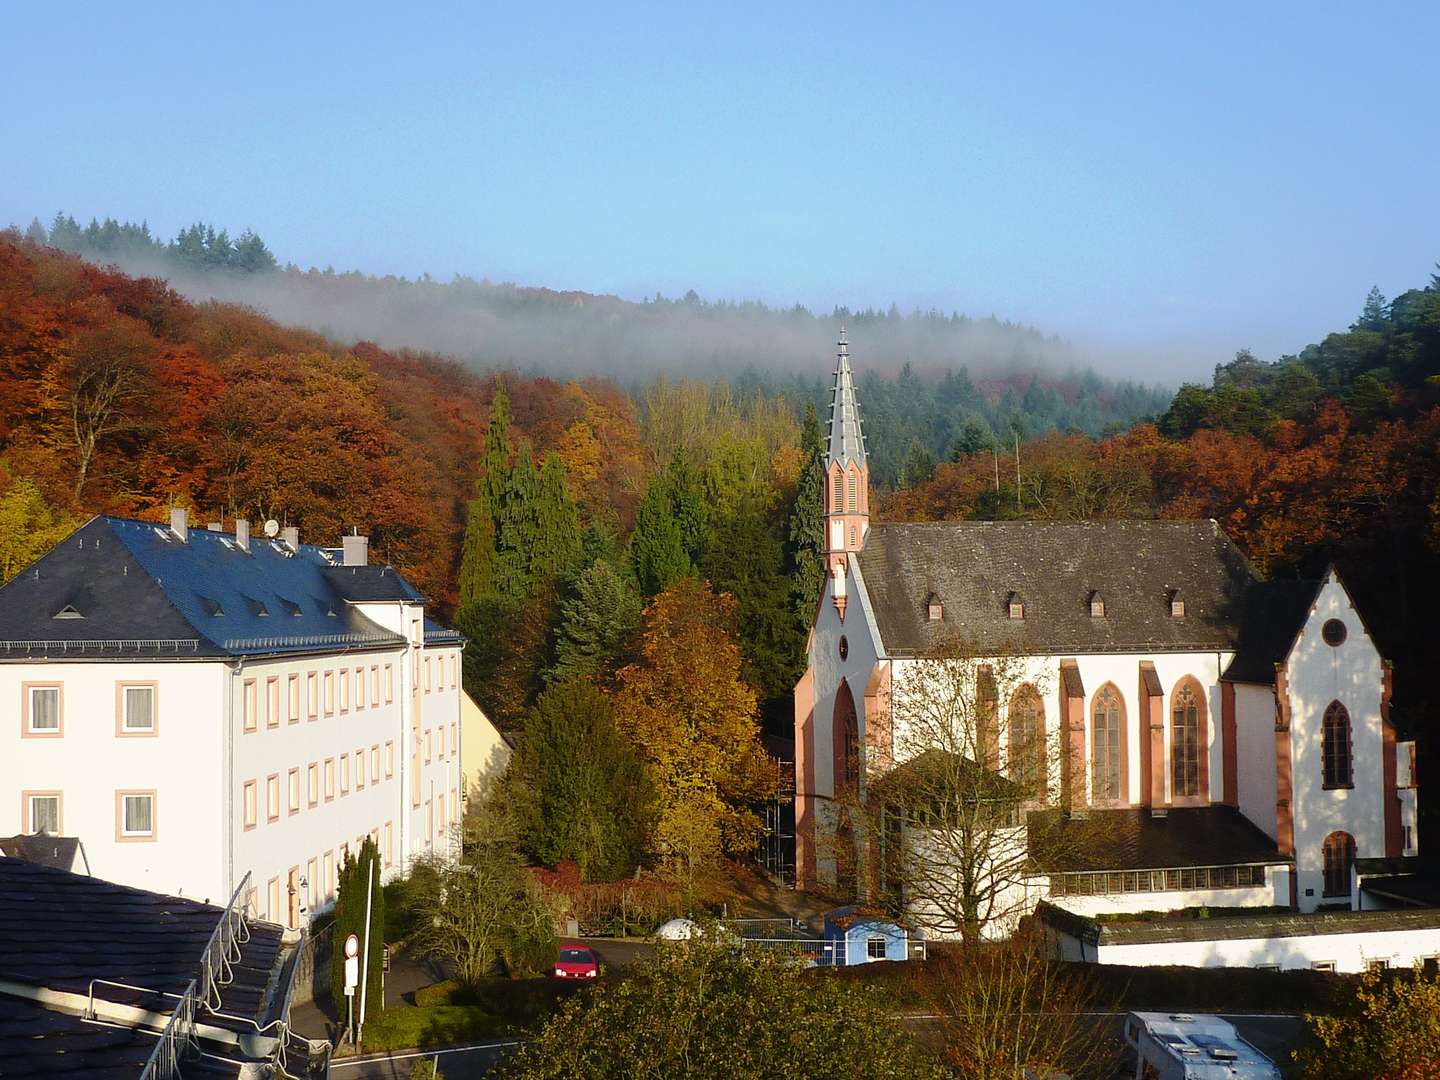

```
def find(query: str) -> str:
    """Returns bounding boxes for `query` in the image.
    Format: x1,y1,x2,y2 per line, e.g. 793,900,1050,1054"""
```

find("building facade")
794,336,1421,935
1,511,463,927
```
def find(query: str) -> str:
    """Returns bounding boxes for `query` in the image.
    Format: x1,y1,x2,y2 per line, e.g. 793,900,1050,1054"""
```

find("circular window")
838,636,849,661
1322,619,1347,647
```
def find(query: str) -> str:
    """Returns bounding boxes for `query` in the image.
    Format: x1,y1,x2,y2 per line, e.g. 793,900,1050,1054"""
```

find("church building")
794,333,1422,938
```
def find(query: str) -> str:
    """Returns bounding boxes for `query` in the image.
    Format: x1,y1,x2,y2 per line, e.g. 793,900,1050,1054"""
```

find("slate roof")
853,520,1261,657
1026,806,1288,874
0,516,456,660
0,834,85,872
826,333,867,468
1038,901,1440,947
1220,578,1323,684
0,858,281,1020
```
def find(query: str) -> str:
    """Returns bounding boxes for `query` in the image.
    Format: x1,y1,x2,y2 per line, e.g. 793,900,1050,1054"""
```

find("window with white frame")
119,792,155,838
307,671,318,719
324,670,335,715
288,674,300,723
120,684,156,733
867,936,887,960
243,679,257,732
385,741,394,779
371,744,380,783
308,762,319,806
27,685,61,734
340,753,350,795
267,775,280,821
28,793,61,835
355,748,366,790
268,678,281,728
325,758,335,800
288,768,300,813
384,664,394,703
340,669,349,712
356,667,366,709
243,780,257,829
371,665,380,703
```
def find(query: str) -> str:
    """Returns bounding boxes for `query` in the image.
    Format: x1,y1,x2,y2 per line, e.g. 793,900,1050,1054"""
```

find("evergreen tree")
48,213,82,251
233,229,278,272
664,449,712,564
785,402,825,631
329,837,386,1013
899,438,936,488
550,561,642,685
629,478,691,596
950,418,995,459
1354,286,1389,332
530,452,582,584
514,679,655,881
24,218,46,245
495,443,539,601
457,494,496,607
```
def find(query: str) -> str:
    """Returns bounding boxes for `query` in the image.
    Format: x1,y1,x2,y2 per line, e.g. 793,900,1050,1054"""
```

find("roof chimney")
170,507,188,543
235,519,251,553
282,525,300,551
342,531,369,567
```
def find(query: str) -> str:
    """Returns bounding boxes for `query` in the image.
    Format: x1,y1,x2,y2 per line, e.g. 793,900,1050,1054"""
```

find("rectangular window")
371,744,380,783
439,725,446,760
24,684,62,736
867,936,887,960
267,774,280,821
26,792,62,835
324,758,335,801
425,729,433,764
425,656,432,692
243,780,257,830
1312,961,1335,972
268,677,281,728
371,665,380,704
323,850,335,901
451,721,457,754
267,877,280,922
340,668,349,713
425,800,433,846
118,791,156,839
324,670,335,715
118,683,157,735
355,748,366,790
356,667,366,710
288,768,301,814
451,655,457,689
244,679,257,733
384,664,394,704
340,753,350,795
384,821,393,866
307,671,318,719
307,857,318,909
308,762,319,807
288,674,300,723
385,741,395,779
437,794,446,837
1367,959,1389,972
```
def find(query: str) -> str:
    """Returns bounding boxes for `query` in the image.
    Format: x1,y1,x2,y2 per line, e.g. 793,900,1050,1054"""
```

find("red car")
553,943,601,980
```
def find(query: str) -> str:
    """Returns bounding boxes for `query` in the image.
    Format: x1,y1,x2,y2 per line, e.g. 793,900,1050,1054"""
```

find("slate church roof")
854,519,1263,656
0,516,450,660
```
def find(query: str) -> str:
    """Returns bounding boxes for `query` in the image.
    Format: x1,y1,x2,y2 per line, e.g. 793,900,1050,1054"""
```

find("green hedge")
358,1005,507,1053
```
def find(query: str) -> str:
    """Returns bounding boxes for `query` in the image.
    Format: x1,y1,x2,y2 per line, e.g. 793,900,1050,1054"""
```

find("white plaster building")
794,334,1422,940
1,511,464,929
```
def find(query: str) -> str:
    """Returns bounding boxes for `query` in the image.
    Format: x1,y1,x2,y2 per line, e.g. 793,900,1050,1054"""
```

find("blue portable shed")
822,906,911,966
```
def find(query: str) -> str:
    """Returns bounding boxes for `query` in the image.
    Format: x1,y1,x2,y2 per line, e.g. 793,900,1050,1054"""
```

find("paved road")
329,1039,520,1079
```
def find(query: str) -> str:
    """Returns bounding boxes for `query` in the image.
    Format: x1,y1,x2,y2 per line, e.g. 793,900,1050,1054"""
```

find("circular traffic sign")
345,933,360,959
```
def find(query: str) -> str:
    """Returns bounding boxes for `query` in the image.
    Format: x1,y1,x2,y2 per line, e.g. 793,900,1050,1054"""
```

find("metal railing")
139,978,199,1080
222,632,404,652
197,872,253,1012
0,638,201,652
741,936,927,966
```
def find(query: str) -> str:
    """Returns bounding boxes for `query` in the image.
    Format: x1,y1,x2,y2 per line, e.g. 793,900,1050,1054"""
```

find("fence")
138,979,199,1080
197,872,253,1012
737,935,928,967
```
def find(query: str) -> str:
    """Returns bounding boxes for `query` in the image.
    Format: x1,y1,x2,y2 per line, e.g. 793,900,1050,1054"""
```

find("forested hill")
21,214,1170,451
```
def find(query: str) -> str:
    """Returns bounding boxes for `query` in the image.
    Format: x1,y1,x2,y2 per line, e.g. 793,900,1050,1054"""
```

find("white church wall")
1046,883,1276,919
1285,575,1386,913
1235,682,1279,840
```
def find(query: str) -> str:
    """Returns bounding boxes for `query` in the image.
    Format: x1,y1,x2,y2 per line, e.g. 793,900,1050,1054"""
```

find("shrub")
359,1004,505,1052
529,860,688,936
1294,971,1440,1079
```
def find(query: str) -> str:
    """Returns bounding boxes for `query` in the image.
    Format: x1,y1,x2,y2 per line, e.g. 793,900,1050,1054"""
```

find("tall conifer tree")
786,402,825,629
531,452,582,584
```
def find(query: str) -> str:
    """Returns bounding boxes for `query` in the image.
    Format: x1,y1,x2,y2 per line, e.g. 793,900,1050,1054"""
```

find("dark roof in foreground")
0,516,458,660
0,859,280,1020
1027,806,1288,874
0,834,84,870
1037,900,1440,946
854,520,1258,656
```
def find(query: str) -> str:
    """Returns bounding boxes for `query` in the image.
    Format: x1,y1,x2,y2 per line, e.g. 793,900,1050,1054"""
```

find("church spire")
823,326,870,618
826,326,867,469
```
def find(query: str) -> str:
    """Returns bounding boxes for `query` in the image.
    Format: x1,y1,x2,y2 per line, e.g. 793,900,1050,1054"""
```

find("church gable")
853,519,1257,657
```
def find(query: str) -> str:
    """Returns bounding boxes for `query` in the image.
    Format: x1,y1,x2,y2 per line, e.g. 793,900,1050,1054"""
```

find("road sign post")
343,933,360,1045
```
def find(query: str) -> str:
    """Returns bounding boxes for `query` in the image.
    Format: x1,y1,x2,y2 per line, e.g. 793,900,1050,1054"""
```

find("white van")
1123,1012,1281,1080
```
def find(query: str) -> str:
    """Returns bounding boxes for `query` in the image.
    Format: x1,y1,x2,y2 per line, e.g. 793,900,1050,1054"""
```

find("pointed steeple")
826,326,867,469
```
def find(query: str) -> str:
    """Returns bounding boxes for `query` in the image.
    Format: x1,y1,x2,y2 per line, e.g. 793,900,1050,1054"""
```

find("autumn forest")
3,226,1439,876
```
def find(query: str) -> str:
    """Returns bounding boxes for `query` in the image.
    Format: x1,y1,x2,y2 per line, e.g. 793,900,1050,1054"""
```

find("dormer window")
1007,592,1024,620
52,605,84,620
926,593,943,622
1089,592,1106,618
1169,591,1185,618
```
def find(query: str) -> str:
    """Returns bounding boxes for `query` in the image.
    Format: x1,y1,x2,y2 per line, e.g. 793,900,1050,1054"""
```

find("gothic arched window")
833,680,860,792
1322,831,1356,898
1091,686,1124,803
1008,685,1046,796
1322,701,1353,789
1171,683,1203,798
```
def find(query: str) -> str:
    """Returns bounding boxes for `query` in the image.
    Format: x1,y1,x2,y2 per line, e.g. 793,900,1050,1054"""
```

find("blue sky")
3,1,1437,376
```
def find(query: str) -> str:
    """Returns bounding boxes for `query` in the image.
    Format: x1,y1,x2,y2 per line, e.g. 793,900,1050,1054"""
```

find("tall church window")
1091,686,1124,803
1322,701,1353,789
1171,684,1202,798
833,680,860,792
846,473,857,513
1008,685,1046,795
1322,831,1355,897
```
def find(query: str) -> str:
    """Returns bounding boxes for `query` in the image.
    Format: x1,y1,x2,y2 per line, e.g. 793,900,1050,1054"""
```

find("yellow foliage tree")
612,579,776,860
1295,971,1440,1079
0,478,78,581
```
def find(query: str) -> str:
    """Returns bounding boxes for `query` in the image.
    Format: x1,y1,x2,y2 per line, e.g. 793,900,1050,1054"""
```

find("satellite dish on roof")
263,519,280,538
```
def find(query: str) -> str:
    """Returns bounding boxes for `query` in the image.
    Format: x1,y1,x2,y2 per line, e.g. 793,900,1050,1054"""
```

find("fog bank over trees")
27,212,1166,387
